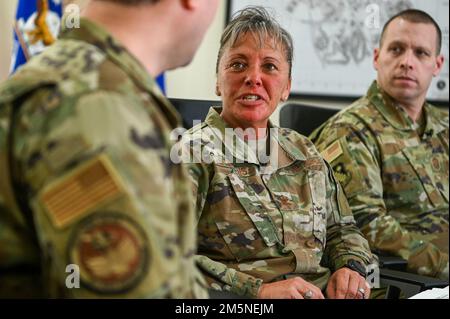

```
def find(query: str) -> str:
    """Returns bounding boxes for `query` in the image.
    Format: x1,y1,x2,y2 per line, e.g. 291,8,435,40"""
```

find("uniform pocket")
276,160,327,248
206,163,280,262
402,146,446,206
214,172,275,262
226,170,280,249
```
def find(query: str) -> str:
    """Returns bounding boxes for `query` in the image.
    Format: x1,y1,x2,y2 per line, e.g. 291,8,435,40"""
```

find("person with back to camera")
0,0,219,298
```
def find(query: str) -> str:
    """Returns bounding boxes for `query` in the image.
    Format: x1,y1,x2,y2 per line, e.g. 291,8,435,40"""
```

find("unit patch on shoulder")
321,140,343,163
40,155,124,229
68,213,149,294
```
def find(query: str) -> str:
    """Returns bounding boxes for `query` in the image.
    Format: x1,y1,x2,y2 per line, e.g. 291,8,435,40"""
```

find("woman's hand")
257,277,325,299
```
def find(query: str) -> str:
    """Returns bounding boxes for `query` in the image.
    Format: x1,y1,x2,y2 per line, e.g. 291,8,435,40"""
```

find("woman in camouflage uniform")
181,7,374,299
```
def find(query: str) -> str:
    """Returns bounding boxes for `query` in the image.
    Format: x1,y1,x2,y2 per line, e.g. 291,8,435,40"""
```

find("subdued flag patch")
40,155,124,229
321,140,343,163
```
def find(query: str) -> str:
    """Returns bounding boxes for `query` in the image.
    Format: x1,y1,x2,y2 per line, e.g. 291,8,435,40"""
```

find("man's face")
374,18,444,106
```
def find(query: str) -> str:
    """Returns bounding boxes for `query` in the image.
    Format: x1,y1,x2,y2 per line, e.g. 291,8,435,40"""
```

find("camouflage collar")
422,104,449,136
204,107,306,166
367,81,446,136
276,132,307,163
368,81,414,131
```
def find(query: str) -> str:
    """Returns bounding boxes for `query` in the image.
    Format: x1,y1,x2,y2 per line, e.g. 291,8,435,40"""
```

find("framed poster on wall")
227,0,449,102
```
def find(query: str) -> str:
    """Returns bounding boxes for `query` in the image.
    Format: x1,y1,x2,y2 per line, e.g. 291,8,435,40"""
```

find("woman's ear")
281,79,291,102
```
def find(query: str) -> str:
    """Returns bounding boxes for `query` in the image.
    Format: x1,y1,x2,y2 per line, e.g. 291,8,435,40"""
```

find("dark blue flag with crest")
11,0,62,74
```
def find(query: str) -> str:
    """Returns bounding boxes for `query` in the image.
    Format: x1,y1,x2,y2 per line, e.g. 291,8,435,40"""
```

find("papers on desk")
409,286,449,299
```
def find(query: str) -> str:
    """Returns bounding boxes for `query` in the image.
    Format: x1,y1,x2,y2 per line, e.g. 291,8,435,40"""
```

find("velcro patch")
68,213,149,294
40,155,123,229
321,140,343,163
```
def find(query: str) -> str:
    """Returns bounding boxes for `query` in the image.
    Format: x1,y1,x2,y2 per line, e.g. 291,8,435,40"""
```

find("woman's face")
217,33,291,130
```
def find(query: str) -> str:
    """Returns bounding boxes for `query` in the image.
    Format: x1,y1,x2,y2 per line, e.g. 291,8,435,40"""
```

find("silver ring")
304,290,313,299
358,287,365,298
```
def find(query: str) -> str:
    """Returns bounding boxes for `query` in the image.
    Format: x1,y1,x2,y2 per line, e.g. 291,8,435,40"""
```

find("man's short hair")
380,9,442,55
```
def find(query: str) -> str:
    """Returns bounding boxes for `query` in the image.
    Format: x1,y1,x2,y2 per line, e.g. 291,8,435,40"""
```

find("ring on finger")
304,290,314,299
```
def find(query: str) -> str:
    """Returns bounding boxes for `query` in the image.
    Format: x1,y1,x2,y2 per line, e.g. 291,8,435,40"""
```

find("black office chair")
169,98,222,129
279,102,341,136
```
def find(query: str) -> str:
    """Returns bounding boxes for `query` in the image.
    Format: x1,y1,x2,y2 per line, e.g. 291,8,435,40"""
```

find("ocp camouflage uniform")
311,81,449,280
0,18,207,298
181,107,373,298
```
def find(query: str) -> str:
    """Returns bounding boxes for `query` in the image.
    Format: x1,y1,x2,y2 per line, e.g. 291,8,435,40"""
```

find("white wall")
166,0,226,101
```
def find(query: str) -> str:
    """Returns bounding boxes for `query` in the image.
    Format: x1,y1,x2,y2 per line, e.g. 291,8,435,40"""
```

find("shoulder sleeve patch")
40,155,124,229
321,140,343,163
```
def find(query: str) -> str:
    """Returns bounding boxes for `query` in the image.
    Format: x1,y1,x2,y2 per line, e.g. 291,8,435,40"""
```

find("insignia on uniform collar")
40,155,124,229
321,140,343,163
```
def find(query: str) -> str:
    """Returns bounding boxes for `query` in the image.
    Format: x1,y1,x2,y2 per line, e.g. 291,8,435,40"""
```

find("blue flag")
10,0,62,74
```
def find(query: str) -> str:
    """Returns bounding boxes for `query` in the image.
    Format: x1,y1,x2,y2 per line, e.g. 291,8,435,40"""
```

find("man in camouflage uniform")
178,7,374,299
0,0,219,297
311,9,448,280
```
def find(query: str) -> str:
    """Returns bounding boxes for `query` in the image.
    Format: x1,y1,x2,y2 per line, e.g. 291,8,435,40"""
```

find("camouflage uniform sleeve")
314,125,448,278
321,161,374,271
194,255,263,298
12,89,200,298
186,160,263,298
186,162,210,220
